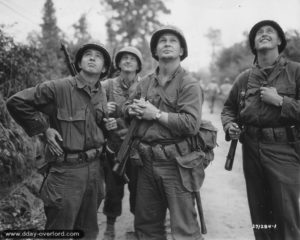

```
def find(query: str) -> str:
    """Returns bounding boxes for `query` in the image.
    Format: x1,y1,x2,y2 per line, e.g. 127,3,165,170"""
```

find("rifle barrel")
225,139,238,171
194,191,207,234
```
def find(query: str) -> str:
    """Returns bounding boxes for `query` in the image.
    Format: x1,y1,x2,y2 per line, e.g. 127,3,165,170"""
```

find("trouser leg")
242,138,275,240
41,165,87,230
103,154,125,218
74,160,104,240
155,163,202,240
260,142,300,240
134,166,167,240
127,160,138,215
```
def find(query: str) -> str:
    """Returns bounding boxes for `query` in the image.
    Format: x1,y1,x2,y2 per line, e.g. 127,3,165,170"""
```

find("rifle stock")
60,42,77,77
194,191,207,234
225,139,238,171
113,118,139,180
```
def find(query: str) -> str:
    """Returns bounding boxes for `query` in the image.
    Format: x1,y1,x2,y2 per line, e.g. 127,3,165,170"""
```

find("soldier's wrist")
154,110,162,121
278,96,283,107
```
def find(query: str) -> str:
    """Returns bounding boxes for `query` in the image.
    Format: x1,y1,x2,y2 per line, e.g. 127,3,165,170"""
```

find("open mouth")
260,38,271,42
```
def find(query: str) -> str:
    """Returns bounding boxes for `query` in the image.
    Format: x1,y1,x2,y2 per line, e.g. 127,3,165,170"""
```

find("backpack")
196,120,218,168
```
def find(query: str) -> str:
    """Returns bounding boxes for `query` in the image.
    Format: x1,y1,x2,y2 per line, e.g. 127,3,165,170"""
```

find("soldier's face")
254,25,282,53
79,49,106,75
155,33,183,60
119,53,139,73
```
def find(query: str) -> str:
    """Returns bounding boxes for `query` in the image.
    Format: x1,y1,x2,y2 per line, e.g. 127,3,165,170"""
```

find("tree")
215,40,252,83
100,0,171,74
205,28,222,74
283,30,300,63
0,28,44,99
39,0,64,79
72,14,92,46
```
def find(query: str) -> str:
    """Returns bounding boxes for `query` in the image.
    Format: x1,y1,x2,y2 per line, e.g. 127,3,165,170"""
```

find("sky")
1,0,300,72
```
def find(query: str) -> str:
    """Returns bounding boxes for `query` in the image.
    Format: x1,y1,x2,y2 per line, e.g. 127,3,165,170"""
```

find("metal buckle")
78,152,87,162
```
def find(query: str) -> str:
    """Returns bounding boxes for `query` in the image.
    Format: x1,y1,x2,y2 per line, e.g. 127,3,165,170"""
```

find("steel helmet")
74,43,111,78
249,20,286,55
115,46,143,73
150,25,188,61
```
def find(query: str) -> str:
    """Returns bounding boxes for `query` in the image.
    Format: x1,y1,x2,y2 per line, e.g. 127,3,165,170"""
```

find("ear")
179,47,184,56
277,37,282,46
102,66,107,73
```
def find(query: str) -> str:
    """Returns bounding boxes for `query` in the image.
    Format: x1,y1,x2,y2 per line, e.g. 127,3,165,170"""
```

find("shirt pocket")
57,108,86,151
277,86,296,98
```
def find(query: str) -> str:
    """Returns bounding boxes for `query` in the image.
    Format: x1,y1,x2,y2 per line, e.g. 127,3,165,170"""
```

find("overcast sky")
1,0,300,71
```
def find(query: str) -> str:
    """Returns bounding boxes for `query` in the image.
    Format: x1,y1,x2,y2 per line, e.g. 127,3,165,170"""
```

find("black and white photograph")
0,0,300,239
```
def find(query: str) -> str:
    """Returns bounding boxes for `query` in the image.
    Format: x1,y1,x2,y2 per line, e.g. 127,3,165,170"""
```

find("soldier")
221,20,300,240
206,77,220,113
123,26,204,239
6,43,117,240
101,46,143,240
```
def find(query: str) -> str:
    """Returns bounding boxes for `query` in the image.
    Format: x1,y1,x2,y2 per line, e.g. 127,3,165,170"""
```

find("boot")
103,223,115,240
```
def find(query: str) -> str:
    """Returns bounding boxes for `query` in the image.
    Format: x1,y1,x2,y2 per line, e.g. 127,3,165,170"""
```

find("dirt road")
97,102,255,240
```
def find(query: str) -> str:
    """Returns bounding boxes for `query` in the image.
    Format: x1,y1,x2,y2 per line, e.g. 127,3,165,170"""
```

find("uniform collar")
254,55,285,70
118,74,139,90
75,74,101,93
154,65,183,86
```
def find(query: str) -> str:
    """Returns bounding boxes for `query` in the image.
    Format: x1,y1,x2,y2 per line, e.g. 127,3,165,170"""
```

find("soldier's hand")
107,101,117,115
228,123,241,140
44,128,63,156
260,87,283,107
128,98,146,119
136,100,159,121
104,118,117,130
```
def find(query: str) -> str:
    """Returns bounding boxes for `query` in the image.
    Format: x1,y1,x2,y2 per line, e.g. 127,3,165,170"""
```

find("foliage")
214,40,253,84
283,30,300,62
72,14,92,46
39,0,65,79
0,28,45,99
100,0,171,75
214,29,300,84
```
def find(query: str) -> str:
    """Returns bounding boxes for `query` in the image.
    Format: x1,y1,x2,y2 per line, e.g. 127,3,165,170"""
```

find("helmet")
74,43,111,78
249,20,287,55
150,25,188,61
115,46,143,73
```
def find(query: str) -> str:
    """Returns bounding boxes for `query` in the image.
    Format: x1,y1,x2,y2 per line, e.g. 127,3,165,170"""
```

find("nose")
164,40,171,46
88,53,96,61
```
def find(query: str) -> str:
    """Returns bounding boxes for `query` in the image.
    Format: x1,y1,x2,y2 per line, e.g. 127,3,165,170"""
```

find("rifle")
225,139,238,171
224,69,250,171
112,118,139,182
60,42,77,76
194,191,207,234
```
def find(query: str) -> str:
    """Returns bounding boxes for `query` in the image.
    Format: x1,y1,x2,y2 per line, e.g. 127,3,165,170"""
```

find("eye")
256,29,264,35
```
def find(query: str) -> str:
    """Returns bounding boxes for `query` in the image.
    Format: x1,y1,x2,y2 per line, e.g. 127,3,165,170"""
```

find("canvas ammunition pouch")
137,139,206,192
244,125,300,143
37,146,103,175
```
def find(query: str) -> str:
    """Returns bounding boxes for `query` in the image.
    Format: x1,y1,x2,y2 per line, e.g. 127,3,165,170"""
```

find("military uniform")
6,43,112,240
124,66,204,240
101,75,139,218
221,56,300,240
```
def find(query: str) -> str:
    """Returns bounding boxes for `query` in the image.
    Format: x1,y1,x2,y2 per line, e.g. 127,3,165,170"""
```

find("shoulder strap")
140,75,153,99
107,78,114,101
155,70,186,108
237,69,251,124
